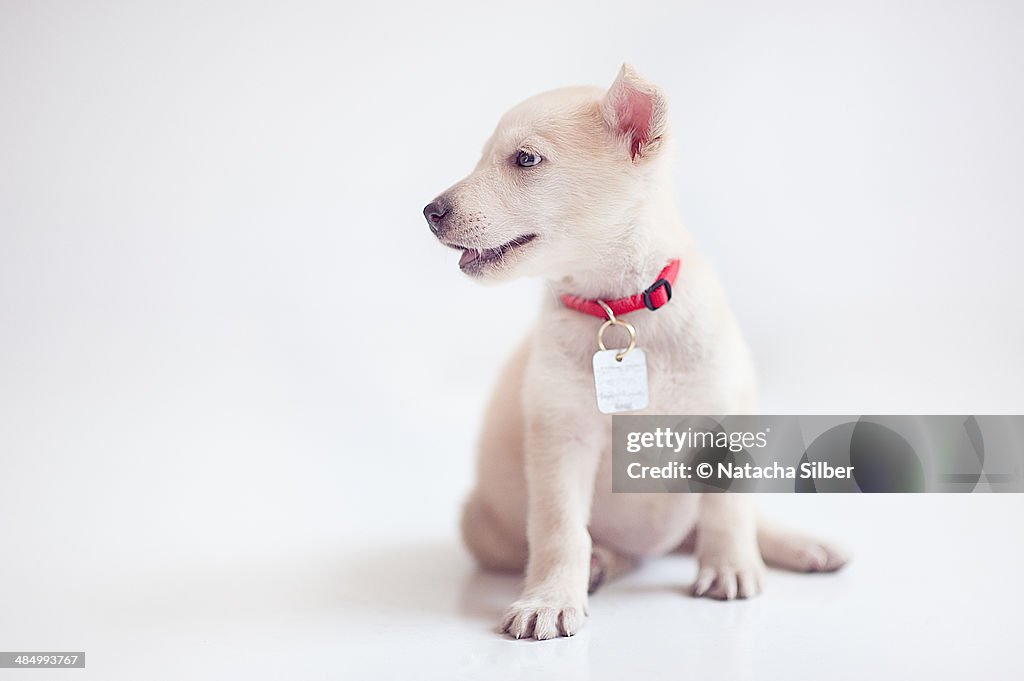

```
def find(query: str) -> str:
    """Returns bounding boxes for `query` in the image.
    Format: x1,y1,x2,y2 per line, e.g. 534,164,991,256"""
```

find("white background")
1,1,1022,679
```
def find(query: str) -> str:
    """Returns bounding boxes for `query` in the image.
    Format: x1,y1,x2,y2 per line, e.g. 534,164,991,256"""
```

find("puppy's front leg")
500,413,602,640
692,494,766,600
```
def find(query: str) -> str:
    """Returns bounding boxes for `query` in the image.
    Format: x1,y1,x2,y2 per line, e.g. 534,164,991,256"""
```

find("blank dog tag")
592,348,649,414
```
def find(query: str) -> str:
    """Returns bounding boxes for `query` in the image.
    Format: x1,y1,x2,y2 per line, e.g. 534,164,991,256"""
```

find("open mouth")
450,234,537,273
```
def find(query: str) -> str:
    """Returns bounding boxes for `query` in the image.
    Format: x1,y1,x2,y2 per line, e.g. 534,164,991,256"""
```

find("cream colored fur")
427,65,849,641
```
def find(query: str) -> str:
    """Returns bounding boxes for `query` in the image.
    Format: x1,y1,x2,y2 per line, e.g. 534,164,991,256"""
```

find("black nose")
423,198,450,235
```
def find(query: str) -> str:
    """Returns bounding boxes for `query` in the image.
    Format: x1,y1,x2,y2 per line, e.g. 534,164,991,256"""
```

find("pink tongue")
459,249,479,267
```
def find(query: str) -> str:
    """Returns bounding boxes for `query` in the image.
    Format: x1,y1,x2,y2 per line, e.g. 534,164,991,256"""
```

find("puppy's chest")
640,348,696,410
545,314,701,409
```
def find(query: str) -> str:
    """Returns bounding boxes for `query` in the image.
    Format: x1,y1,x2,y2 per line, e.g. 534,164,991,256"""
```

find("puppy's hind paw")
781,540,850,573
500,596,588,640
759,525,851,573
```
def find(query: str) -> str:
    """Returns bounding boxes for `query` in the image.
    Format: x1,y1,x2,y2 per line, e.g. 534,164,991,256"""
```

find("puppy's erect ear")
600,64,668,161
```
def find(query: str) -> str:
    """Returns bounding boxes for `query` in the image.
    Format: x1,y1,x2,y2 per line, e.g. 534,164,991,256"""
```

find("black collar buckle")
642,278,673,311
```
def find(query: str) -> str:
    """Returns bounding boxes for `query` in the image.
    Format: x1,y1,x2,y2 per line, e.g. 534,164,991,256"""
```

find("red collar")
560,259,680,318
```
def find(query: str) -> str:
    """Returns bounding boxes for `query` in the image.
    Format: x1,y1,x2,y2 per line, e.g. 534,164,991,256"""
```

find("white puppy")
425,64,849,640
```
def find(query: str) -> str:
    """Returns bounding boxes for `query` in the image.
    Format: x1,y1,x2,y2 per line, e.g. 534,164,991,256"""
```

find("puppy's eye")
515,150,543,168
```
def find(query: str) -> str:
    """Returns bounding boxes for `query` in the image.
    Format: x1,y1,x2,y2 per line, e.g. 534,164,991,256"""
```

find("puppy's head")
424,64,670,281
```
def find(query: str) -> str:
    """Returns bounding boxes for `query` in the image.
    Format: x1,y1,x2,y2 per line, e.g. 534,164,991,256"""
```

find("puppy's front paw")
692,552,765,600
500,593,588,640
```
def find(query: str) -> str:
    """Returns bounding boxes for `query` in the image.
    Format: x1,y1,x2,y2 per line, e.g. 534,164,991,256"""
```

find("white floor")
2,460,1022,681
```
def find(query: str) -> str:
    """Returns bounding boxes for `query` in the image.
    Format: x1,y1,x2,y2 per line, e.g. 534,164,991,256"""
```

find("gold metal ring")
597,318,637,362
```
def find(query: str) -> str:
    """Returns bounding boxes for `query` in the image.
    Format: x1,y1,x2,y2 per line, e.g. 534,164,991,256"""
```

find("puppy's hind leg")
757,522,851,573
461,338,531,573
462,496,637,592
588,543,639,594
462,497,637,594
461,493,527,573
